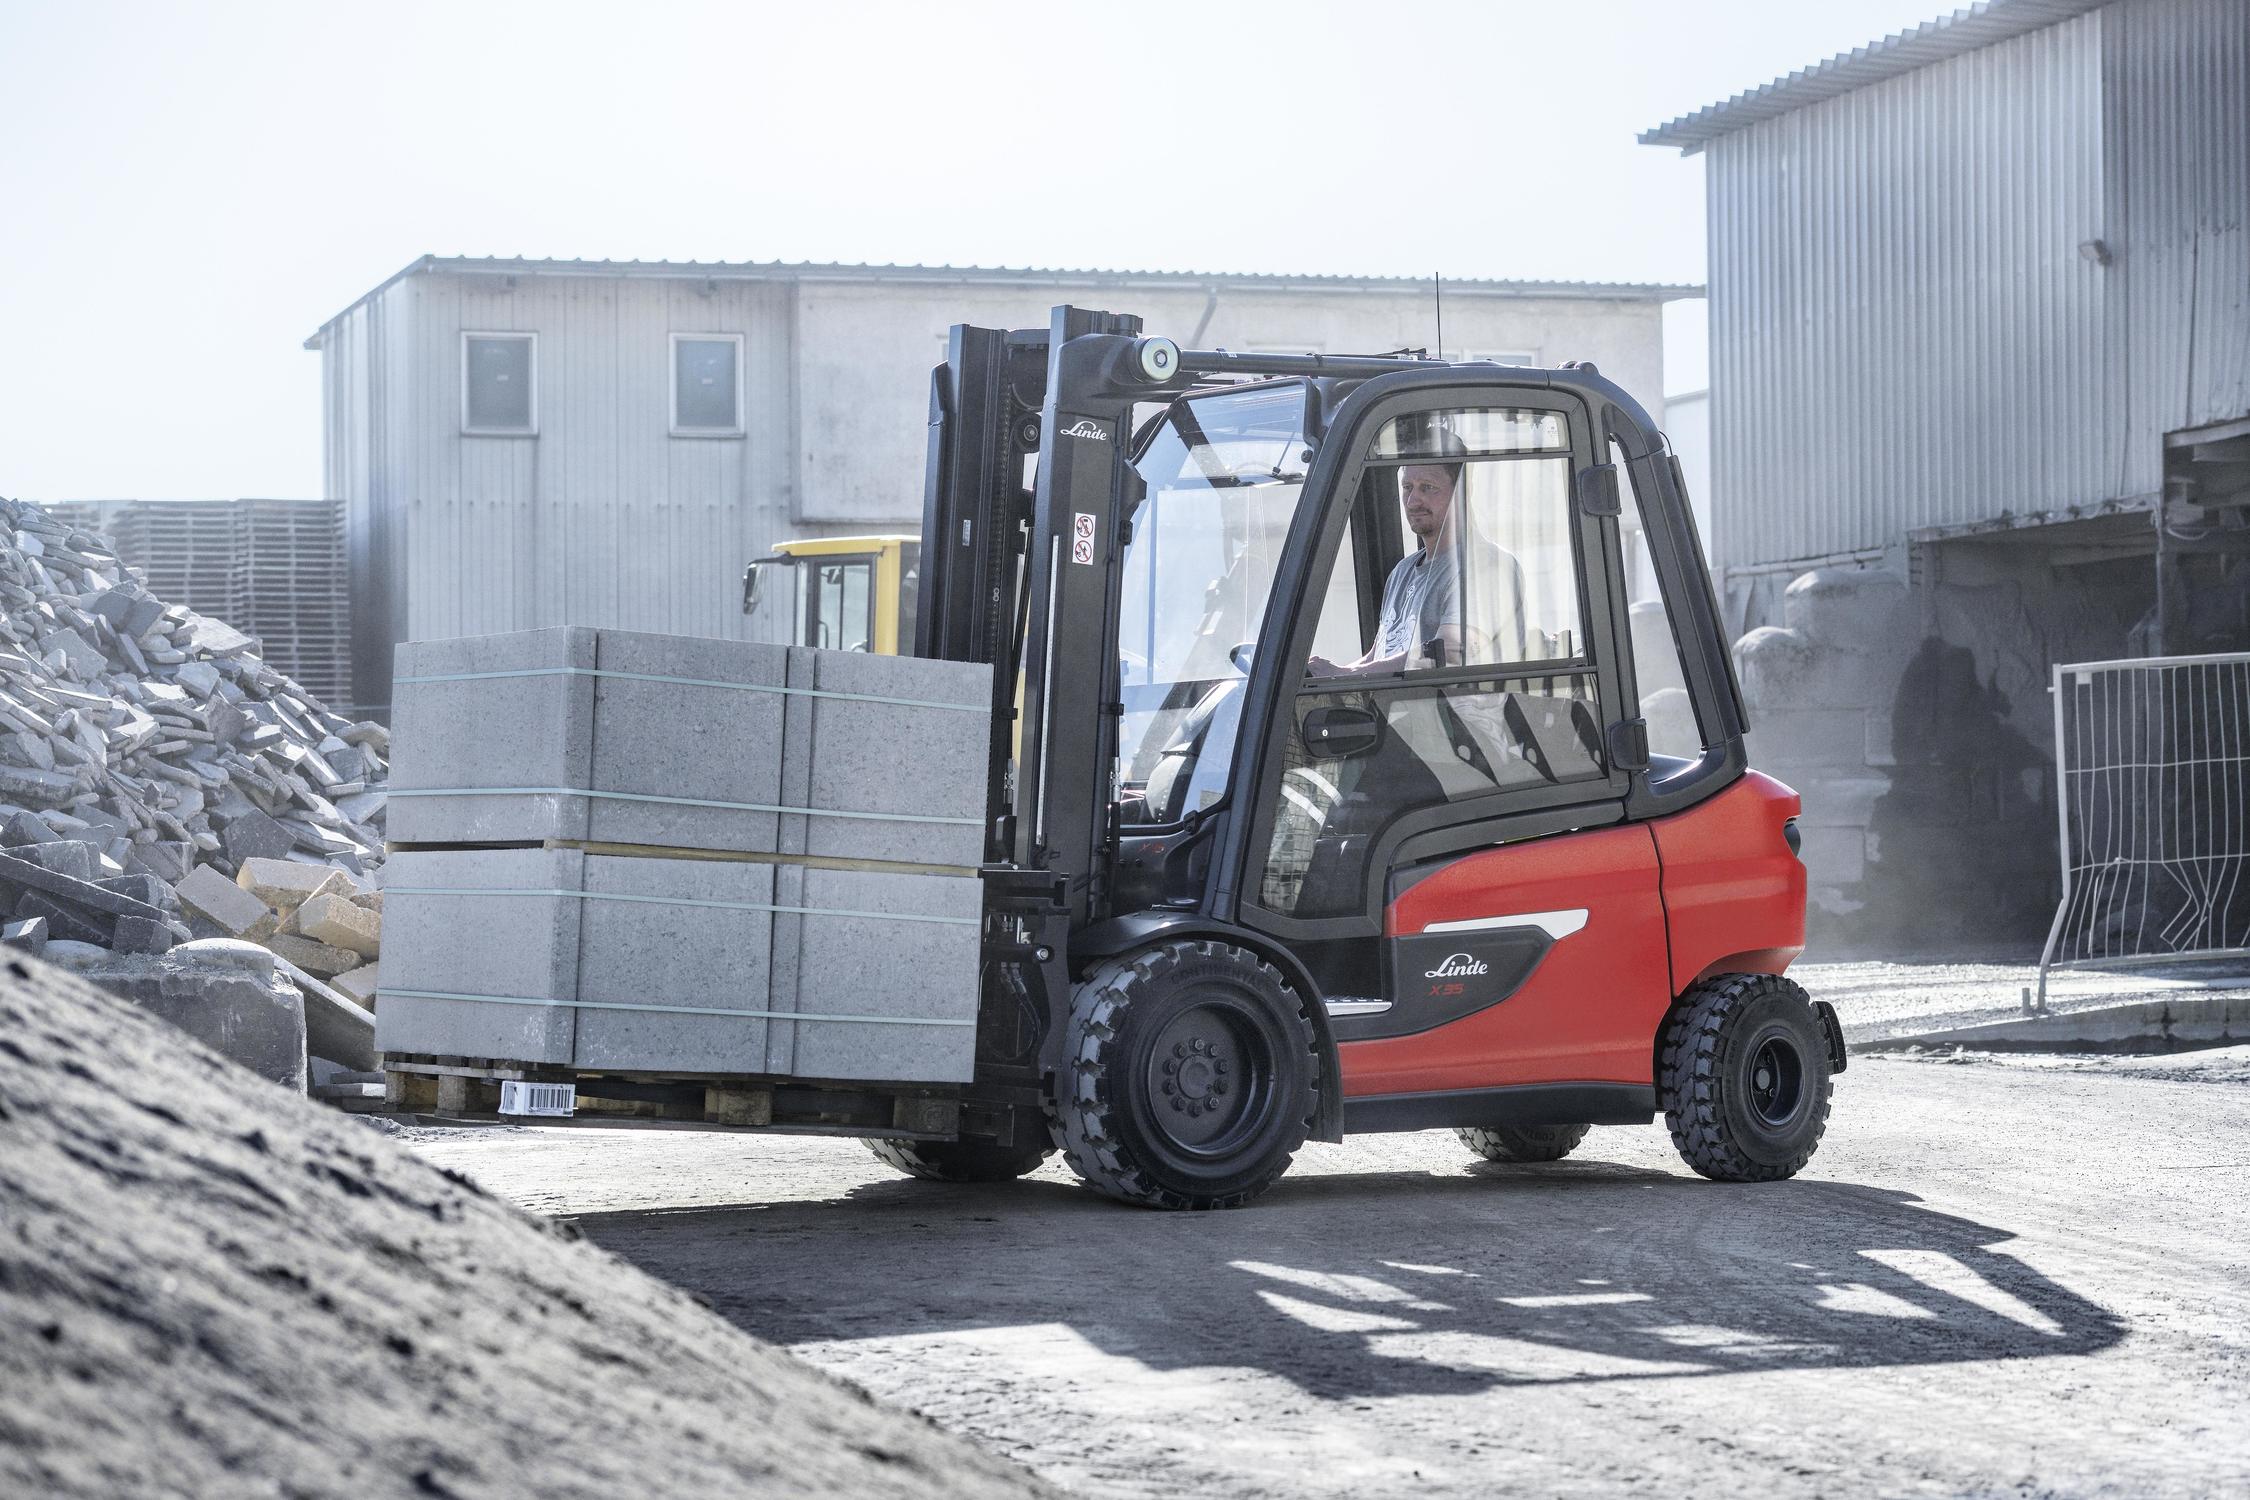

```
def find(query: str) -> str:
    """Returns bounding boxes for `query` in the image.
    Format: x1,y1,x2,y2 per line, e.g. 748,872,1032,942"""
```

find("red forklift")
877,306,1842,1209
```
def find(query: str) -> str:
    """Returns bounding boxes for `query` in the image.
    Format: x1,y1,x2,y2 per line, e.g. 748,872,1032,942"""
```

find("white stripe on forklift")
385,786,982,825
393,666,984,713
385,886,979,926
380,989,977,1026
1418,908,1588,940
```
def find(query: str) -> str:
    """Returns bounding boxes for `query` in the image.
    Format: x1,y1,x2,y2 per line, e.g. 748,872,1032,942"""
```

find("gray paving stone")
388,629,597,845
377,848,584,1065
583,631,788,852
787,649,990,868
570,854,775,1073
779,866,982,1084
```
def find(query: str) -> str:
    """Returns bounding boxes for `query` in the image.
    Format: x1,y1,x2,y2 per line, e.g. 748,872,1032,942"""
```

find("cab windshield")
1116,382,1354,822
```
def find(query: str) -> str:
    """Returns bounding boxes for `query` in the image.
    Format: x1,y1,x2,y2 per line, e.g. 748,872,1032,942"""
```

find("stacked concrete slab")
379,628,991,1084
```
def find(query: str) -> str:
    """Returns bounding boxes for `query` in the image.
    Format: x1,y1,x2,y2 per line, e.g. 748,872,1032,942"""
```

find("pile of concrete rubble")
0,496,386,979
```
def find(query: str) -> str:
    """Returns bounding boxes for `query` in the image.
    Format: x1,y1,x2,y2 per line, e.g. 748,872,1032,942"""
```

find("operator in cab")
1311,460,1529,675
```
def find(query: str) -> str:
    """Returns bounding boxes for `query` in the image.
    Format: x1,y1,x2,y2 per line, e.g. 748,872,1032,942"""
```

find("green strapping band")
394,665,982,713
384,785,980,826
381,989,974,1027
386,886,978,927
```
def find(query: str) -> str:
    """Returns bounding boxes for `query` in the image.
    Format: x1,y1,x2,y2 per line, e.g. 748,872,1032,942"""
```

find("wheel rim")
1744,1032,1807,1128
1143,998,1277,1159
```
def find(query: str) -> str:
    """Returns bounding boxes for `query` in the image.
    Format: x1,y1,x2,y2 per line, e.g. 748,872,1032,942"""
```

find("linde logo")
1424,952,1489,979
1060,419,1109,442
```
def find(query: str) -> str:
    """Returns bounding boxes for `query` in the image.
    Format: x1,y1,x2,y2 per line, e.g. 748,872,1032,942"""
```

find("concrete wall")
316,263,1675,712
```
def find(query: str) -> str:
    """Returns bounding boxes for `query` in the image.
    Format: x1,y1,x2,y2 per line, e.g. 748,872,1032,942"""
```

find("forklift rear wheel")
1658,972,1833,1183
1457,1123,1591,1163
1053,940,1320,1211
864,1137,1055,1183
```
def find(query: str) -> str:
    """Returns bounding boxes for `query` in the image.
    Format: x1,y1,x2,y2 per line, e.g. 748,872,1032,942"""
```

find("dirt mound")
0,956,1053,1499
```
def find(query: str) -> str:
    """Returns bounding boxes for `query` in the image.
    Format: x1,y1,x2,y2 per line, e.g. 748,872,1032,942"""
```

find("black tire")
864,1137,1054,1183
1457,1122,1591,1163
1659,972,1833,1183
1052,940,1321,1210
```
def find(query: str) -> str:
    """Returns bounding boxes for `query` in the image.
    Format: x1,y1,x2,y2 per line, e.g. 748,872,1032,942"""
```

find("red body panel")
1652,771,1805,993
1340,824,1670,1096
1338,773,1805,1100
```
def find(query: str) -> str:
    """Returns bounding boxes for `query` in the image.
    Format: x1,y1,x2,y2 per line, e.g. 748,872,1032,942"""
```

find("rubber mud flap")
1816,999,1847,1074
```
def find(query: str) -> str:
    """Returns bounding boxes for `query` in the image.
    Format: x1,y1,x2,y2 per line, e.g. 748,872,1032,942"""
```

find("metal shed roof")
1638,0,2109,152
306,255,1701,349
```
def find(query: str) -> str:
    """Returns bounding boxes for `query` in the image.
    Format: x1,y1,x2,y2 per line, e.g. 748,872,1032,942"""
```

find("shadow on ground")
576,1155,2123,1397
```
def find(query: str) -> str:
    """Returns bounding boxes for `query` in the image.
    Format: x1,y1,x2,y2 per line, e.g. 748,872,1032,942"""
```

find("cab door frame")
1217,370,1645,948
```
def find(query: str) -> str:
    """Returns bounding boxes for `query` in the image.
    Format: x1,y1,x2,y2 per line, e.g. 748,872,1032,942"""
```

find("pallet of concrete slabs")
377,847,982,1083
387,627,991,865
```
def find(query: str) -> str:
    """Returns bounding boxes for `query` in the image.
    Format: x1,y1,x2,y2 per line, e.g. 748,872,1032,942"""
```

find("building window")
461,333,537,435
672,333,744,436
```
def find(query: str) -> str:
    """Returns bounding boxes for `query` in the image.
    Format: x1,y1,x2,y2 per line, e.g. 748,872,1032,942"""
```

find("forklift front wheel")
1658,972,1834,1183
1053,940,1320,1211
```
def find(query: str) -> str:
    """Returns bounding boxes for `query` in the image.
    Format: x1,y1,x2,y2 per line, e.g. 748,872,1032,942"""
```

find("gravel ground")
410,1000,2250,1498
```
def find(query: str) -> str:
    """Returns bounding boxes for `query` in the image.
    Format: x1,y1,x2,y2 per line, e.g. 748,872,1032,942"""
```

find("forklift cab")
742,534,921,654
910,309,1831,1210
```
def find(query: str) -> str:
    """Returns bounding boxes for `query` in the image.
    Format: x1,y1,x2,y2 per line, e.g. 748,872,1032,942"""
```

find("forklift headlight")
1135,337,1181,383
1783,817,1802,858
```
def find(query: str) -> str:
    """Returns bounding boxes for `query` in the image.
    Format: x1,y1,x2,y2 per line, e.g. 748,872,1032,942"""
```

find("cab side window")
1259,407,1608,920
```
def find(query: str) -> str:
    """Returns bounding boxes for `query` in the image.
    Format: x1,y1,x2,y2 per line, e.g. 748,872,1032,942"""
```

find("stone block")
779,866,981,1083
581,630,789,853
112,915,176,954
784,648,991,868
177,865,278,942
221,809,296,864
377,848,585,1065
332,962,380,1008
268,934,359,979
14,893,107,946
4,916,47,955
2,810,58,846
388,628,599,845
74,950,308,1091
96,873,179,913
126,840,192,884
0,764,77,808
236,857,350,910
15,839,103,883
569,854,776,1072
296,892,380,958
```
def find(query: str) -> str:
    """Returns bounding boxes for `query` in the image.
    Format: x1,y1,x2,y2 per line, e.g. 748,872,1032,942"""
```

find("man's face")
1400,465,1457,542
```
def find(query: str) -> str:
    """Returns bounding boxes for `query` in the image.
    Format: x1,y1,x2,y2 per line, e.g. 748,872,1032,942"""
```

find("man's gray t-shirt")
1375,538,1528,668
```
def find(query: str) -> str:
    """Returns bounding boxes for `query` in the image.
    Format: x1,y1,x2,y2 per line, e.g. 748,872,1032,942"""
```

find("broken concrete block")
267,933,359,979
96,873,179,913
16,840,103,883
175,661,221,696
2,810,58,847
236,858,351,910
331,962,379,1008
0,850,169,923
176,864,279,942
295,892,379,958
4,916,47,954
15,892,110,946
220,809,296,864
40,626,106,677
0,764,77,808
127,841,191,884
71,948,308,1091
112,915,176,954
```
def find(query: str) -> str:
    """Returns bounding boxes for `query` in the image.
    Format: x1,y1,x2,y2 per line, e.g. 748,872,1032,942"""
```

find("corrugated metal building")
1646,0,2247,586
1642,0,2249,951
308,258,1692,713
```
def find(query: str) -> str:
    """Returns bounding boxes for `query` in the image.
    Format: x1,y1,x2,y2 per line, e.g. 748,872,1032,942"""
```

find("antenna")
1433,270,1445,360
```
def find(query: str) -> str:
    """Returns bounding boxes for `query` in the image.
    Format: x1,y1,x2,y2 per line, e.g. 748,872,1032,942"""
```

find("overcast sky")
0,0,1948,500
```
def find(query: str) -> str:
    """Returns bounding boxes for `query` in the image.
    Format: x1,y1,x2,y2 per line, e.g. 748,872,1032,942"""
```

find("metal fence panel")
2038,651,2250,1001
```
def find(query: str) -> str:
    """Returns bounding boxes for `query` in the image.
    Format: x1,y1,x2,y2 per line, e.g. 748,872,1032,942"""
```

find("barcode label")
499,1081,576,1117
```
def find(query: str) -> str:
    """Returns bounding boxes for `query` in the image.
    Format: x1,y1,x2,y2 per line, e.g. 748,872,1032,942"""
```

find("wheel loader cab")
914,309,1830,1210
